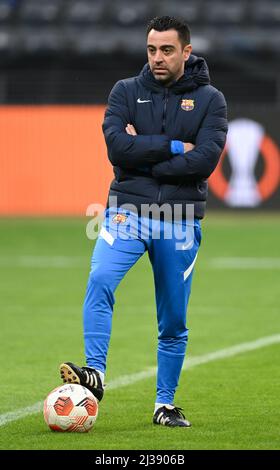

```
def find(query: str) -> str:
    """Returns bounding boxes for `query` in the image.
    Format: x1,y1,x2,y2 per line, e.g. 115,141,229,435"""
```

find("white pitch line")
0,334,279,428
209,257,280,269
0,402,43,428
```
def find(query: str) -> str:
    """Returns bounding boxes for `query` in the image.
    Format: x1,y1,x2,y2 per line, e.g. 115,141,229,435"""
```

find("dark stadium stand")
0,0,279,104
64,0,105,25
18,0,63,25
0,1,14,22
0,0,279,53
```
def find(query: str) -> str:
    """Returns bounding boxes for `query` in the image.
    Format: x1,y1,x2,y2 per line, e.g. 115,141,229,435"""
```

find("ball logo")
209,118,280,206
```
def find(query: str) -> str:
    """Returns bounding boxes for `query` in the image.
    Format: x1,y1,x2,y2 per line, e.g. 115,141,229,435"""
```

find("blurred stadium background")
0,0,279,215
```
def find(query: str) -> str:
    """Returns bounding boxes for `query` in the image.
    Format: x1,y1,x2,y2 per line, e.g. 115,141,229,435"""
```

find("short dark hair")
146,16,191,47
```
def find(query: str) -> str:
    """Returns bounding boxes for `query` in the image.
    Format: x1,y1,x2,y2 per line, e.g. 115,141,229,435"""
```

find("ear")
183,44,192,61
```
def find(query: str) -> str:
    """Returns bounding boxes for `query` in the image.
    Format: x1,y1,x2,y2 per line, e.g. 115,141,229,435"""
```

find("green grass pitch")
0,213,279,450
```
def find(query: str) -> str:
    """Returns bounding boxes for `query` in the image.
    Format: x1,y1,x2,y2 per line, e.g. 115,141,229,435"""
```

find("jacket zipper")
161,88,169,133
158,88,169,204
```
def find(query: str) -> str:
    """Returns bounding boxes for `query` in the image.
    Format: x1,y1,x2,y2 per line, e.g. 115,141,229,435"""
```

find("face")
147,29,192,86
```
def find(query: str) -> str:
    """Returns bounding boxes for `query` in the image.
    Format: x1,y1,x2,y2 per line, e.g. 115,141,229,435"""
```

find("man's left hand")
126,124,137,136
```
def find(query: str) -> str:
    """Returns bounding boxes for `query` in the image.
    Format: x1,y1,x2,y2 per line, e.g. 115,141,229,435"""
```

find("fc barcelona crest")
112,213,128,224
181,99,195,111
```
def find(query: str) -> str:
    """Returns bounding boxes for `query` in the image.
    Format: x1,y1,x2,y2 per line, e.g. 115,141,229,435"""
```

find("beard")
151,64,183,86
152,68,174,85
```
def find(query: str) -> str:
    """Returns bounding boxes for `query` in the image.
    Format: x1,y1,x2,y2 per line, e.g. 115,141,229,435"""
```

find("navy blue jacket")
102,55,228,219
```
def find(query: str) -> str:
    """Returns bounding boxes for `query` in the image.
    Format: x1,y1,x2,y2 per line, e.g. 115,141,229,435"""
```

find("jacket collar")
138,54,210,94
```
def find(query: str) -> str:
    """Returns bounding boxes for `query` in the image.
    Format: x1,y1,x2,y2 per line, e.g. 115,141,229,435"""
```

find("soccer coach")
60,16,228,427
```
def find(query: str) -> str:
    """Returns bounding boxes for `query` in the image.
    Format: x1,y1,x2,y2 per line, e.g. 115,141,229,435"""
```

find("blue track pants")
83,208,201,404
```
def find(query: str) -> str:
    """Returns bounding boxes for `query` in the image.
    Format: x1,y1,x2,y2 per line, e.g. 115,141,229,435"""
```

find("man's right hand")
183,142,195,153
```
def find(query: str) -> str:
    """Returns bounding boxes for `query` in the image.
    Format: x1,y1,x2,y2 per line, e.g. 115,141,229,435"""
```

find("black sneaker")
59,362,104,402
153,405,191,427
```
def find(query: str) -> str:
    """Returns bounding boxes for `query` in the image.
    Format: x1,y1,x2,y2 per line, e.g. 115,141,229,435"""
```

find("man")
60,16,227,427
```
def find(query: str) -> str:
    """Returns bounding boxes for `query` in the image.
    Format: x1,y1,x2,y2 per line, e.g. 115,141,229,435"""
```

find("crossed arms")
102,80,228,179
